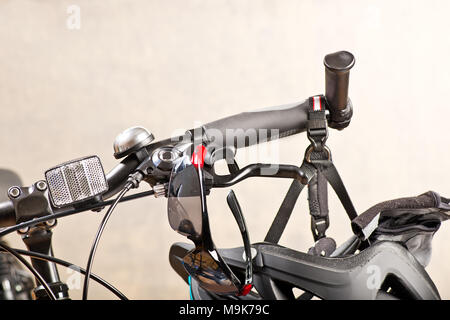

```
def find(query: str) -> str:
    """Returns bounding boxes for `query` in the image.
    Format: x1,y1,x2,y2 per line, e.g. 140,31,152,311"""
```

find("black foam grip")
200,100,309,149
324,51,355,124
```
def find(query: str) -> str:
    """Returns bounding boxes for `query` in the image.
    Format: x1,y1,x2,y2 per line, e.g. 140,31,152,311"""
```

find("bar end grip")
324,51,355,130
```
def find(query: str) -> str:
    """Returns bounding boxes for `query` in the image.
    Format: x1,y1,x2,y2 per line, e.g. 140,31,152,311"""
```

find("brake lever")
227,159,240,174
209,163,307,188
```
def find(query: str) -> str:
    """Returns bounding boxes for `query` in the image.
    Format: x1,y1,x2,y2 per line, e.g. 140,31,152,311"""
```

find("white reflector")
45,156,108,208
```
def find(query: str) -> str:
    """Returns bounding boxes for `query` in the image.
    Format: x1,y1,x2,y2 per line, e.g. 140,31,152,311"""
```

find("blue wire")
188,276,193,300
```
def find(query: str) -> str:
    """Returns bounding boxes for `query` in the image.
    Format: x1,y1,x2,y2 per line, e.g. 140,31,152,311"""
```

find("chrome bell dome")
113,126,154,159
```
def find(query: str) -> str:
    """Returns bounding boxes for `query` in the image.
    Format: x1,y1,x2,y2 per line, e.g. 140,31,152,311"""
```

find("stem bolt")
44,219,57,228
8,187,21,199
36,180,47,191
18,227,30,234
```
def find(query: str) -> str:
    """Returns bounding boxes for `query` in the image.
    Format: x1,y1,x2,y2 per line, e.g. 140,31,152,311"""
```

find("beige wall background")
0,0,449,299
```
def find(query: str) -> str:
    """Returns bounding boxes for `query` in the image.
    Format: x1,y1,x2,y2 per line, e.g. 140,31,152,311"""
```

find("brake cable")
0,242,57,300
0,159,153,299
82,183,133,300
82,171,145,300
0,190,155,239
0,247,128,300
0,178,151,300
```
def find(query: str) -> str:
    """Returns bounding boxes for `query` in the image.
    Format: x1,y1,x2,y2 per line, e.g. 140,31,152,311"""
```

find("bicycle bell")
113,126,155,159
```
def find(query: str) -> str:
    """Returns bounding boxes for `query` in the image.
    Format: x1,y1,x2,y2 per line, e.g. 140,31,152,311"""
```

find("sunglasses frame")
179,144,253,296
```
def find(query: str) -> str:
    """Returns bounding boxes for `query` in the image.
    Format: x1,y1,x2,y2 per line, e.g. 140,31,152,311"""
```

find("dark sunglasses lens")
168,160,203,238
183,249,239,294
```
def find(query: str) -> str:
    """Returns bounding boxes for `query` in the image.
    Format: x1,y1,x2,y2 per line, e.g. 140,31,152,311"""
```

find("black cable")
0,209,82,239
0,183,150,299
0,189,154,239
0,247,128,300
82,183,132,300
0,242,57,300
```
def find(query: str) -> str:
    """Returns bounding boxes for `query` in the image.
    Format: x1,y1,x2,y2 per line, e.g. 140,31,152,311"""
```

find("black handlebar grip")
324,51,355,129
200,100,309,150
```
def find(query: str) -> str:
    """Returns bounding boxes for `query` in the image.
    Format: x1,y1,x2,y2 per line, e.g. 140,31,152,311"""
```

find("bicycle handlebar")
103,154,140,199
0,50,355,228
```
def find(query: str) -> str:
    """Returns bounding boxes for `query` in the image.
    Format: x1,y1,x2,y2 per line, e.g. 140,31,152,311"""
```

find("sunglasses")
167,145,253,296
